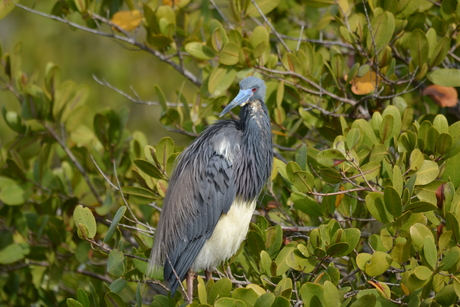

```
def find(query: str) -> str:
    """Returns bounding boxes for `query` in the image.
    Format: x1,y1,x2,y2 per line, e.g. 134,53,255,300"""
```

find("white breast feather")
191,199,256,272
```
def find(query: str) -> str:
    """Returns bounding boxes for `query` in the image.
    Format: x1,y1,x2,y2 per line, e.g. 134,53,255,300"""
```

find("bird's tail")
147,240,165,280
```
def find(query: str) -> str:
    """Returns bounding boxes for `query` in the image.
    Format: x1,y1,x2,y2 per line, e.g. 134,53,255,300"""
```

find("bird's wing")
155,121,242,294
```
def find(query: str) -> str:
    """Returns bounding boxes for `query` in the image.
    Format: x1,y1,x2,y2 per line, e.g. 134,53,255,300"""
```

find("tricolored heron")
149,76,273,301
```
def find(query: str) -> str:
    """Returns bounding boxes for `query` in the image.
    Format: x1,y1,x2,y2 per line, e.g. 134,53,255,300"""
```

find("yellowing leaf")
0,0,18,20
351,71,380,95
111,10,143,32
423,84,458,107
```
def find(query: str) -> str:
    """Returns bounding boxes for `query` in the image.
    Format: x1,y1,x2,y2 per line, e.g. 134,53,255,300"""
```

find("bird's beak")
219,88,253,117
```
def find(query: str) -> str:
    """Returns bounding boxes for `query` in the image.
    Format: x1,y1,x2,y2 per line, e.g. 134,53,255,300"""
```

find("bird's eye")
252,87,257,92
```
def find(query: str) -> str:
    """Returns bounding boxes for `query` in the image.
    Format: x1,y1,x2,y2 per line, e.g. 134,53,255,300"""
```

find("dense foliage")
1,0,460,306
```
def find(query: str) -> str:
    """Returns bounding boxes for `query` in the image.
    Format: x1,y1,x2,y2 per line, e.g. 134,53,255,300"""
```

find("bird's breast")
191,199,256,272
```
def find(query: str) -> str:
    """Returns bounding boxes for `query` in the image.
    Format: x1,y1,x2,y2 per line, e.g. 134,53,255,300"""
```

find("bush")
1,0,460,306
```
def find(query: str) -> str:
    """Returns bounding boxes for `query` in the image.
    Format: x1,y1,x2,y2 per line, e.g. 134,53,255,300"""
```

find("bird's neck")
237,100,273,200
240,100,271,137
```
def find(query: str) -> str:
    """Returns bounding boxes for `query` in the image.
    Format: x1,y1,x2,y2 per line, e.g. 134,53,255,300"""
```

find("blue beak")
219,88,253,117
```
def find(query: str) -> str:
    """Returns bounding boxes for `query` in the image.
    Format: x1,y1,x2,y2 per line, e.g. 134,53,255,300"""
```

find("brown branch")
256,66,357,106
16,3,201,88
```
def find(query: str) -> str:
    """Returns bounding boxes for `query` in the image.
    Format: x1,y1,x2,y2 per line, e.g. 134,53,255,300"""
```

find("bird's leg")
186,270,195,304
205,269,213,281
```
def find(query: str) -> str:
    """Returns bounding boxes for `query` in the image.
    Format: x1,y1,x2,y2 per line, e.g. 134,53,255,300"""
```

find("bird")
148,76,273,301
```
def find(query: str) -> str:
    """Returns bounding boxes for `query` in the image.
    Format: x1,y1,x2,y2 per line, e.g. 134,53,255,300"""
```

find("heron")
148,76,273,301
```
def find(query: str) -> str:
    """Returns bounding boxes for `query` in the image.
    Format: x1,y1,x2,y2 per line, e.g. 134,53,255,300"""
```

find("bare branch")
16,3,201,88
256,66,358,106
249,0,291,52
42,122,103,205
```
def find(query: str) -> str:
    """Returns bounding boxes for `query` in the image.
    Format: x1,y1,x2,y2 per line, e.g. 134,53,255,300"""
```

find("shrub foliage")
1,0,460,306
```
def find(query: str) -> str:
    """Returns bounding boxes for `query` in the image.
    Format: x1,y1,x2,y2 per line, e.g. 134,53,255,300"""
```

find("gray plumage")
149,77,273,295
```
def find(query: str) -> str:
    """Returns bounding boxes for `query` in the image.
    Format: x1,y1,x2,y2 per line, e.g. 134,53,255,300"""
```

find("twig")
112,159,140,225
16,3,201,88
276,34,353,50
209,0,233,29
77,269,113,283
256,66,357,106
90,155,119,190
42,122,103,205
308,187,371,197
249,0,291,52
165,252,190,302
106,220,155,237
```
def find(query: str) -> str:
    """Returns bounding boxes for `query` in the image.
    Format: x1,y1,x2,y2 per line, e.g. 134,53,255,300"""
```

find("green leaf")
349,294,376,307
440,248,460,271
0,182,26,206
446,212,460,243
219,43,240,65
254,293,275,307
342,228,361,255
367,12,395,52
291,171,315,193
215,297,246,307
274,278,292,299
436,133,452,156
292,192,323,217
414,160,439,185
185,42,215,60
133,159,165,179
380,228,393,251
409,149,424,171
67,299,84,307
323,281,340,307
104,292,125,307
423,236,437,268
0,243,29,264
410,223,434,251
107,249,125,278
346,128,362,150
2,107,26,133
88,283,100,307
365,192,393,223
430,37,451,68
104,206,127,243
247,230,265,261
409,30,429,71
316,149,346,167
209,278,232,305
231,288,258,307
384,186,402,217
442,153,460,187
76,288,90,307
156,137,175,169
211,23,228,52
73,205,97,239
275,243,297,276
153,85,168,112
403,201,437,213
246,0,282,17
326,242,349,256
434,285,458,306
121,186,158,205
364,251,392,276
110,278,127,293
266,225,283,258
208,65,237,95
286,249,315,273
299,282,324,306
427,69,460,87
0,0,17,20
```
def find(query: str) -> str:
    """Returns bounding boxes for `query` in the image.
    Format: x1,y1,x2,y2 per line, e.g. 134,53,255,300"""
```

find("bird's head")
220,77,266,117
